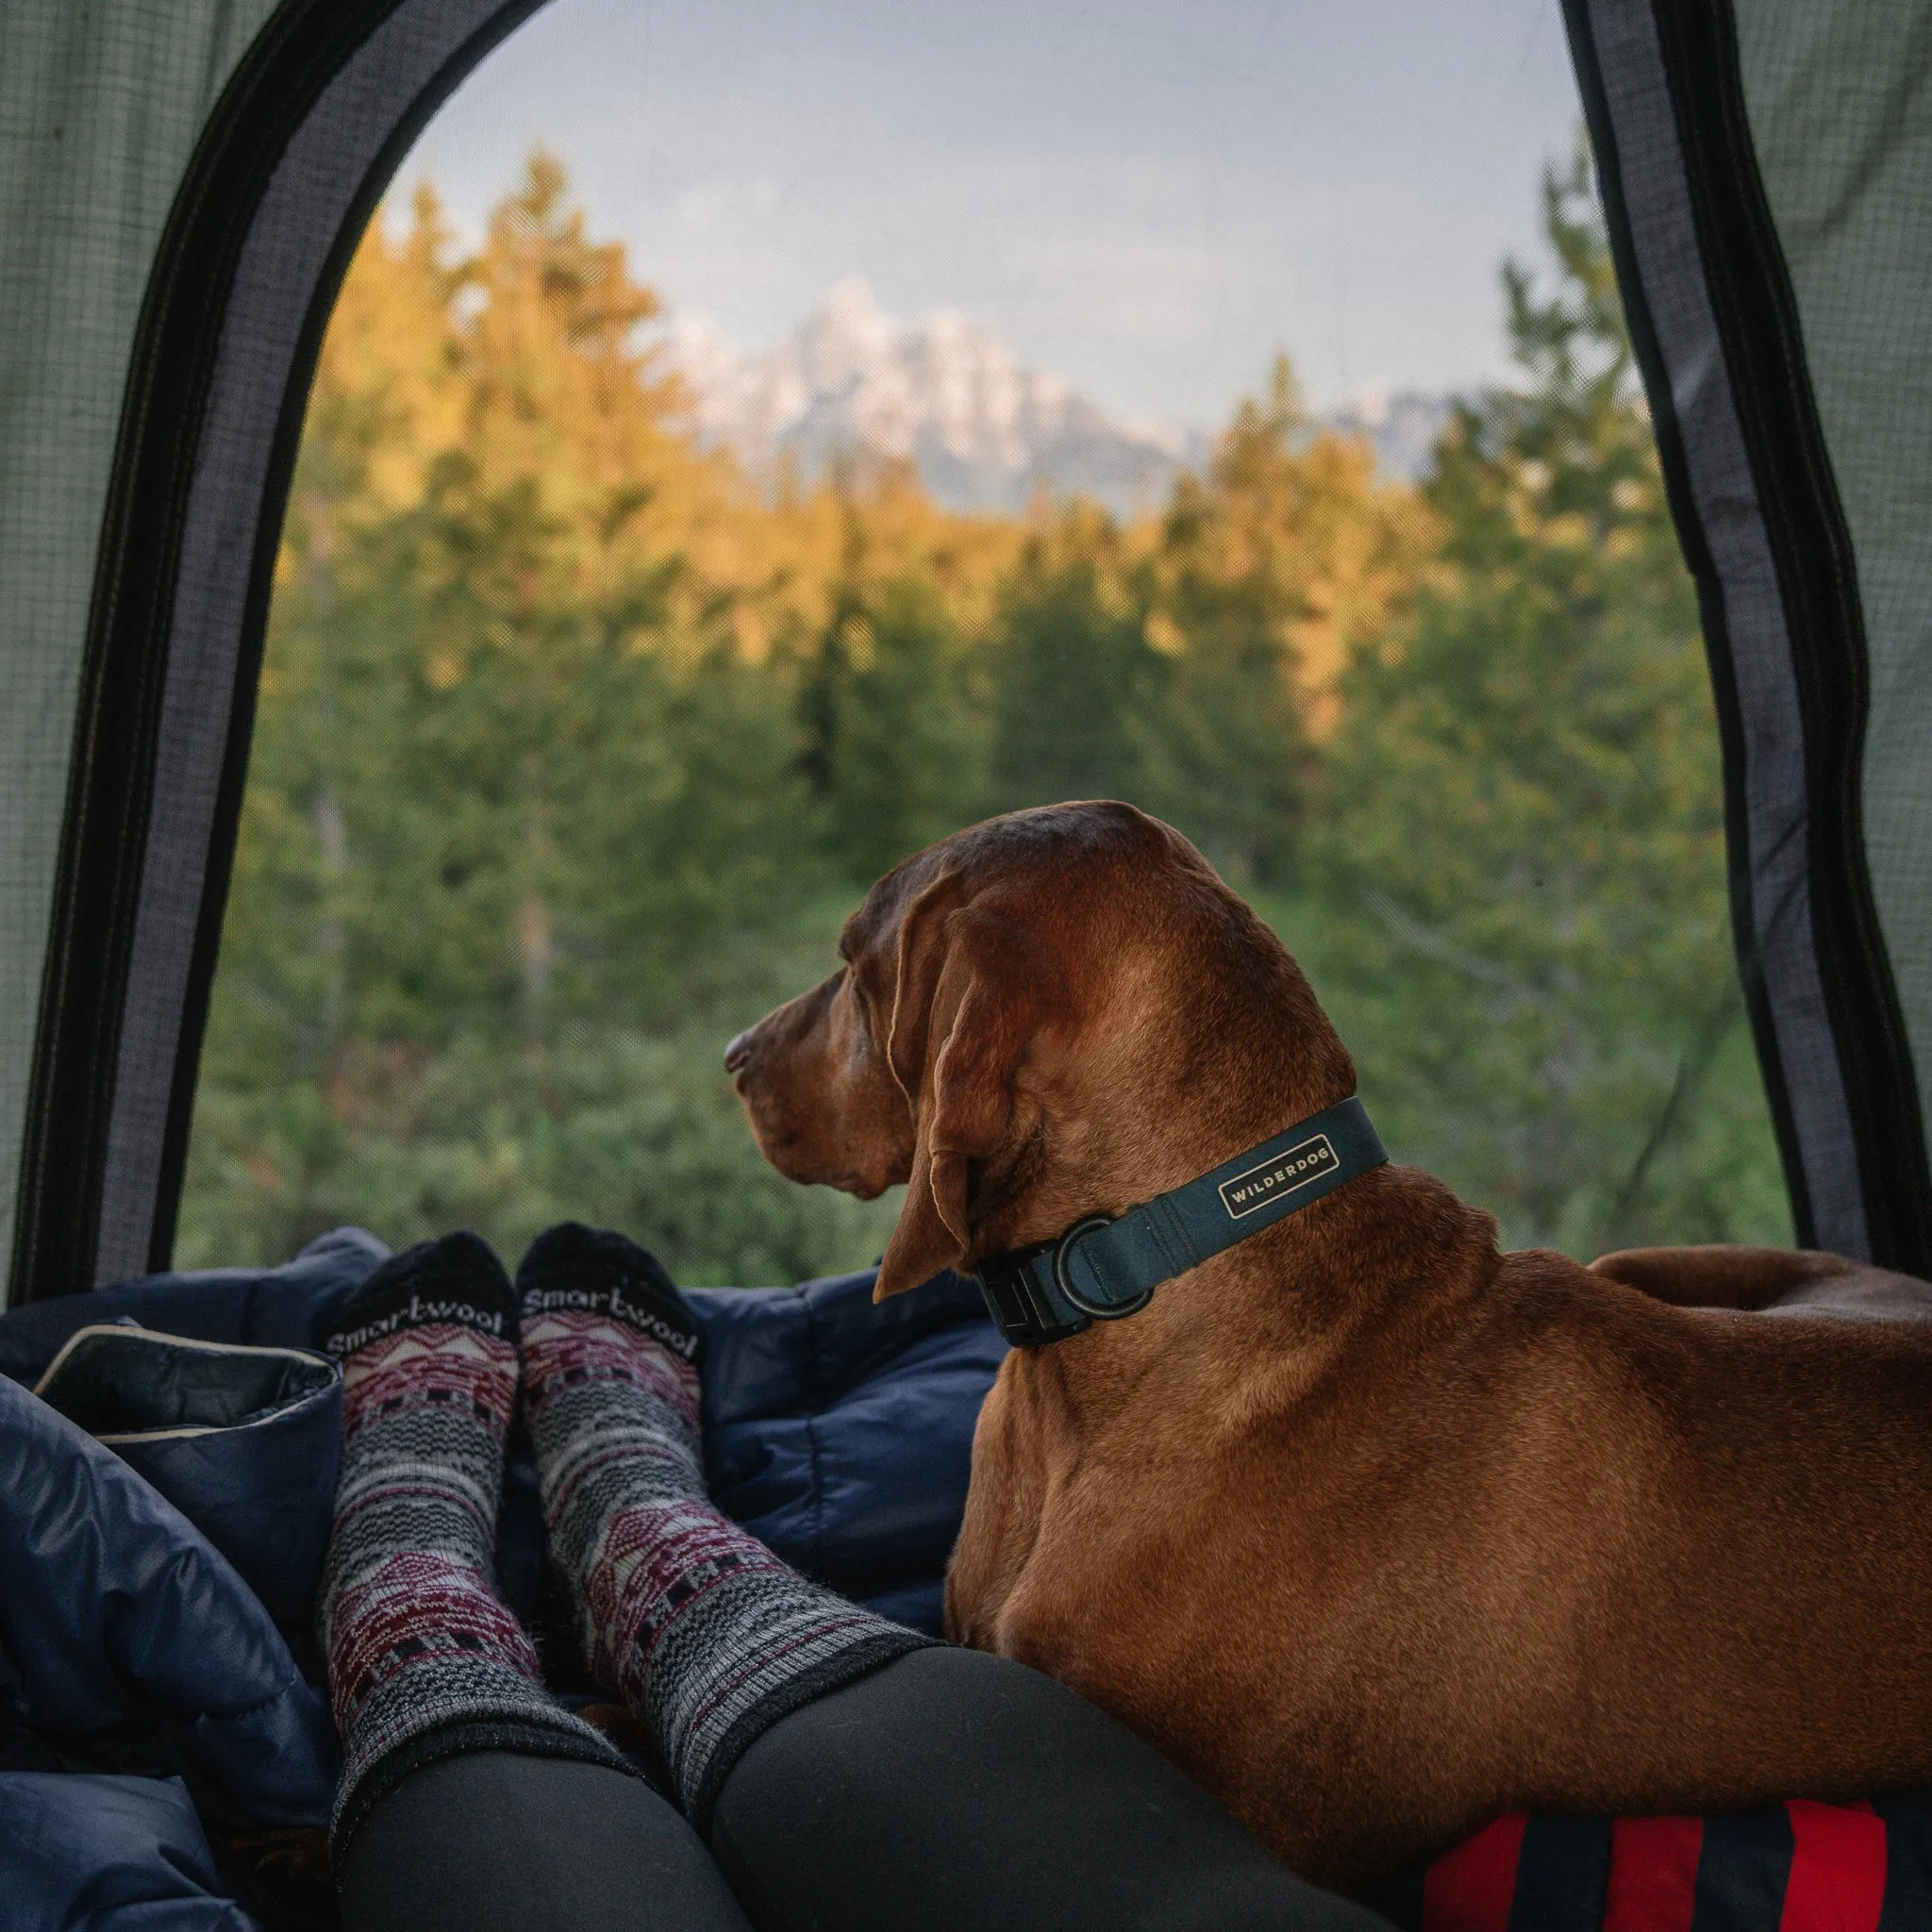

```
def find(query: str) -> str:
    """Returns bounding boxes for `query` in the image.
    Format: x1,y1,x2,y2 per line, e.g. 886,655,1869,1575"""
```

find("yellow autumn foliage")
295,154,1429,730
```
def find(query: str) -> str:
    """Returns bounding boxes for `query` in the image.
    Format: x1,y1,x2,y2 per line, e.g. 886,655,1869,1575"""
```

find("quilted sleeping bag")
0,1228,1006,1930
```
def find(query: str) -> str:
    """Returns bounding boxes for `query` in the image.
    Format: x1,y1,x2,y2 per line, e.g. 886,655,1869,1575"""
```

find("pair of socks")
319,1225,930,1860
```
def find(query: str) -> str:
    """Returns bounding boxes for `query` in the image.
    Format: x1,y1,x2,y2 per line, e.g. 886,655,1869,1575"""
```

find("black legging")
338,1646,1390,1932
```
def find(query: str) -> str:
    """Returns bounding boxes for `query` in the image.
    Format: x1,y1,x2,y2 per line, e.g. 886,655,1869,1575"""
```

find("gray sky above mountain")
398,0,1581,430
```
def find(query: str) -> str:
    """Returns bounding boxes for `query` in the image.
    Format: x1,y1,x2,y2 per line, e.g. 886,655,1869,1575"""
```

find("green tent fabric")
1740,6,1932,1237
2,0,1930,1303
1564,0,1932,1271
0,0,541,1305
0,3,279,1291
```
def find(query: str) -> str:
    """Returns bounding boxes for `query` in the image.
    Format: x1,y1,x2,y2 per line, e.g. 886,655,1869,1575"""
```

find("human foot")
519,1224,929,1827
319,1232,626,1855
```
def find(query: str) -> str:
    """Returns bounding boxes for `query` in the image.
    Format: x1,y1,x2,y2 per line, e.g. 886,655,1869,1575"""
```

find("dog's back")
956,1191,1932,1889
1430,1250,1932,1791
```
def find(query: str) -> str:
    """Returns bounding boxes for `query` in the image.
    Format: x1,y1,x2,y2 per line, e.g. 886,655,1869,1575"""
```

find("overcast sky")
398,0,1583,428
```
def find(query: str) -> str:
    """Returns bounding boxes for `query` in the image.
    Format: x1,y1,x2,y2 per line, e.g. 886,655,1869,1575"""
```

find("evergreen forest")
177,147,1794,1284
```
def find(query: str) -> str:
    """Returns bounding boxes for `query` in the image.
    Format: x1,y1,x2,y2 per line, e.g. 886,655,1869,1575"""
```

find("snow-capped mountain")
663,279,1191,517
660,280,1447,514
1326,389,1455,487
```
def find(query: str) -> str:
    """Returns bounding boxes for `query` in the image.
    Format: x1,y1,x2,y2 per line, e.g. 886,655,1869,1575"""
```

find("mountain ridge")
658,279,1449,515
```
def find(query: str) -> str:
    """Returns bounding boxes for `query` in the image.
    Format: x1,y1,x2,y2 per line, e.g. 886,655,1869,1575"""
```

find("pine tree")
182,160,890,1277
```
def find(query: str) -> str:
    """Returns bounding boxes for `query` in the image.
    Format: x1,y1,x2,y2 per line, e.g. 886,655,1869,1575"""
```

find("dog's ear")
874,897,1048,1301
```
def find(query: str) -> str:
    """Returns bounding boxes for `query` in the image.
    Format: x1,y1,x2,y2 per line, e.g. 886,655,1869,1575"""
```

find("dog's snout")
724,1028,754,1075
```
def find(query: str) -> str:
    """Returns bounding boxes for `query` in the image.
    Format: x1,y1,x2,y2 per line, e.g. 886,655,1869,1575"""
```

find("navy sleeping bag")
0,1228,1006,1931
0,1360,339,1930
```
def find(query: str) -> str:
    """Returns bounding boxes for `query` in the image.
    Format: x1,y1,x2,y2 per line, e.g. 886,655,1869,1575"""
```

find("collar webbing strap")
974,1096,1387,1348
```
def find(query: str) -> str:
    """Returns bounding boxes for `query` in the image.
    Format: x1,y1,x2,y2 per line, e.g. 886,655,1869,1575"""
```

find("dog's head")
726,801,1352,1300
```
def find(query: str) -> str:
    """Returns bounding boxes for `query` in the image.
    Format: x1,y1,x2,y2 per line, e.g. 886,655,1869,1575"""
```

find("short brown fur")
725,801,1932,1890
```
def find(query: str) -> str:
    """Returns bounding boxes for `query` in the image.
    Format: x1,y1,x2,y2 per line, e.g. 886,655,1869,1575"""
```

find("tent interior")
2,0,1930,1924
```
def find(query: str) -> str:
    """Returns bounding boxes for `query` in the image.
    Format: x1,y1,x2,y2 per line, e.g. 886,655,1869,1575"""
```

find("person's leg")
337,1751,750,1932
322,1234,747,1931
517,1224,932,1828
518,1224,1390,1932
709,1645,1391,1932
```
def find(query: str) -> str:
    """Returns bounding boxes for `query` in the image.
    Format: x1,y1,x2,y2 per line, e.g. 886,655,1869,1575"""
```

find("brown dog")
725,800,1932,1890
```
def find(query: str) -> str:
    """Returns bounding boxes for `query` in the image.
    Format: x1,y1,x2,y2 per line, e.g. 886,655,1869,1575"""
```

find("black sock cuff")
517,1224,702,1366
329,1710,639,1872
687,1625,936,1837
323,1232,518,1360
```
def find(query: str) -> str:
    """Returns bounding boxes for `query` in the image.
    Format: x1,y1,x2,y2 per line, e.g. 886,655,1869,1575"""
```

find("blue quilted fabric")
0,1229,1005,1929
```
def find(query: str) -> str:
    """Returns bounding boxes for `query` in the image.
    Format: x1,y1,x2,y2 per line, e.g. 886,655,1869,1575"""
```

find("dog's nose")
724,1029,754,1075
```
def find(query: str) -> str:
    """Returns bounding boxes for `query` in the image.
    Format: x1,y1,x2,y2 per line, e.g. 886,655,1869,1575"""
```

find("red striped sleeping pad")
1372,1796,1932,1932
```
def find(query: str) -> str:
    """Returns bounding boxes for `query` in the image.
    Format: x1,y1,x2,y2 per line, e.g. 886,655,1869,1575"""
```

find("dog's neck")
971,960,1497,1407
985,940,1357,1243
996,1163,1491,1425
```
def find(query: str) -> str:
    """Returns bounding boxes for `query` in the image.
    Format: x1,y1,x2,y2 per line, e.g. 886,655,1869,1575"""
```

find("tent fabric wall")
6,0,1930,1301
1733,6,1932,1249
5,0,546,1307
1562,0,1932,1274
0,2,279,1297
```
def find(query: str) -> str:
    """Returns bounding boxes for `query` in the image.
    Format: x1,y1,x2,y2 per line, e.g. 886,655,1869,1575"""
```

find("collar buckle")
974,1241,1091,1349
973,1212,1152,1348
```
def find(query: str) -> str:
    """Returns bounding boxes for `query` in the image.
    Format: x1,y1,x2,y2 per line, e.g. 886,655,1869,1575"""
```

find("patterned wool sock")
319,1231,630,1858
519,1223,933,1831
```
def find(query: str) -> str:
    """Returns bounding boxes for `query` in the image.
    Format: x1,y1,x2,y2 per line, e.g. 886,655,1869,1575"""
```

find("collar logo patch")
1218,1135,1341,1220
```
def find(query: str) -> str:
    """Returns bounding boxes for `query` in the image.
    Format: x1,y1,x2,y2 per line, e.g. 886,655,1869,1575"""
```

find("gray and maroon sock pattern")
519,1224,933,1831
319,1232,627,1858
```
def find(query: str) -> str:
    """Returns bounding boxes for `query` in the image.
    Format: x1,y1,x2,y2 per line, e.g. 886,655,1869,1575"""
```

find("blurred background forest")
177,147,1793,1282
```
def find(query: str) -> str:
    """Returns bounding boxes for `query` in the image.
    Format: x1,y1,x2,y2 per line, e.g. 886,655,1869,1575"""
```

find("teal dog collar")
973,1096,1387,1348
